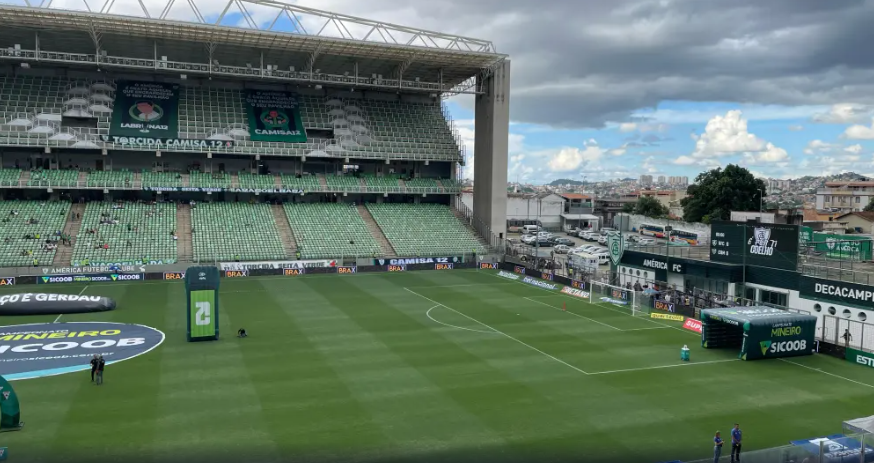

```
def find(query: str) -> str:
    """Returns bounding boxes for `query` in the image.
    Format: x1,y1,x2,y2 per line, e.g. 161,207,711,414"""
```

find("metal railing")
821,315,874,353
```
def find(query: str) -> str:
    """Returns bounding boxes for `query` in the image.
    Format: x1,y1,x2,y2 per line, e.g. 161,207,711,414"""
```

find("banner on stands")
109,80,179,138
561,286,589,299
522,276,558,290
244,90,308,143
651,312,684,322
376,257,460,266
219,260,336,271
37,273,144,284
100,136,233,150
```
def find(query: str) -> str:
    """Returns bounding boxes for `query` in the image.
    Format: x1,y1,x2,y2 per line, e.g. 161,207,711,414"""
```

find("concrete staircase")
18,170,29,186
274,175,284,189
181,173,190,187
435,179,446,193
77,171,87,185
53,202,87,265
271,204,297,258
176,204,193,262
317,174,328,190
133,171,143,189
357,204,397,257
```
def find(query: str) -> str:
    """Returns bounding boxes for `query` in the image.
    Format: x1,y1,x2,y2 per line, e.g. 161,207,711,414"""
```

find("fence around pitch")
821,315,874,354
682,433,872,463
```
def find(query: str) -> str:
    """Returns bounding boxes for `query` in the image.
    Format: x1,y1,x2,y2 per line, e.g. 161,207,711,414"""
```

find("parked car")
521,234,537,244
597,235,608,244
592,252,610,265
638,238,656,246
553,244,571,254
581,245,604,254
582,232,599,241
551,237,575,246
535,238,553,247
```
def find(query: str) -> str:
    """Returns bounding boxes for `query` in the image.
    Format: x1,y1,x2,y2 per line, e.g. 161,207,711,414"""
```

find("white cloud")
845,144,863,154
642,156,659,173
803,139,837,155
634,105,827,125
692,110,767,157
788,125,804,131
673,155,697,165
843,118,874,139
608,148,626,156
813,104,873,124
619,122,638,132
546,146,605,172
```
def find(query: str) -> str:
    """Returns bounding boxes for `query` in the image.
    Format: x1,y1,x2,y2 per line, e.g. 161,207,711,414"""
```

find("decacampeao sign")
0,322,164,380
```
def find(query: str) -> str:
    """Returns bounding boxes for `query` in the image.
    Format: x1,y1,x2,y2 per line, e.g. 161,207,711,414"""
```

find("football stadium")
0,2,872,463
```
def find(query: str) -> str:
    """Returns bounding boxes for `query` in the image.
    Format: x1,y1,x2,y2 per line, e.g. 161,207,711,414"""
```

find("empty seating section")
191,203,285,261
28,169,79,187
324,174,360,191
0,76,462,161
281,174,322,191
367,203,485,256
71,202,177,266
87,170,133,188
284,203,380,259
189,171,231,189
441,178,462,192
142,171,184,189
238,172,277,190
0,169,21,186
362,175,400,190
405,178,439,191
0,200,70,267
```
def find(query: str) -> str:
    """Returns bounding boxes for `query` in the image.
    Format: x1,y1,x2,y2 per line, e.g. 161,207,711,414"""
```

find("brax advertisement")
0,322,164,380
709,221,799,270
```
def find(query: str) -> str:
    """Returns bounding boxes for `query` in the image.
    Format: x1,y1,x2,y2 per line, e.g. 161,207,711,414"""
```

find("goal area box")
700,306,817,360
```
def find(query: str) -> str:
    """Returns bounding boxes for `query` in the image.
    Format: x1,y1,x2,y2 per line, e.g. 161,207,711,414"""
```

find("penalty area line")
588,359,739,376
524,297,622,331
404,287,591,376
425,305,494,334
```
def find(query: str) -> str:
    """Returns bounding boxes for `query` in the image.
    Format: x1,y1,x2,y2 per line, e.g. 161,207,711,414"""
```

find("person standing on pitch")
731,424,742,462
89,354,98,382
95,355,105,385
713,431,724,463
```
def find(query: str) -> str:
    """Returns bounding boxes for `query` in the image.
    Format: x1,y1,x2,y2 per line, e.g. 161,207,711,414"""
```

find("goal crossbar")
588,281,645,317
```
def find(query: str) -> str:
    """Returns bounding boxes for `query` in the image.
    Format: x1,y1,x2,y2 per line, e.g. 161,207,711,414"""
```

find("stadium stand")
191,202,286,262
404,177,440,192
28,169,79,187
142,171,184,189
238,172,277,190
366,203,486,256
70,202,178,266
0,169,21,187
324,174,361,192
189,171,232,190
87,169,134,188
284,203,382,259
280,174,322,192
0,200,70,267
362,175,402,192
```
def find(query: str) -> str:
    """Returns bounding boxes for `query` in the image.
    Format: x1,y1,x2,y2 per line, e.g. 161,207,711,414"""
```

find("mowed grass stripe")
227,279,394,462
41,283,163,460
278,276,508,458
360,273,652,461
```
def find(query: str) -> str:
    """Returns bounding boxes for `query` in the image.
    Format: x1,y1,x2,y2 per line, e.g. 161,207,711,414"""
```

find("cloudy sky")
25,0,874,184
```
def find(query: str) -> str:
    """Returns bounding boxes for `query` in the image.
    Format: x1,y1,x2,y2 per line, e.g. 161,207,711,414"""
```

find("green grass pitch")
2,269,873,463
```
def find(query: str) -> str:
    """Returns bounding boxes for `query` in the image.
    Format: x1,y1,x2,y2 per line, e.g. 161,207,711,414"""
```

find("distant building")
668,176,689,187
815,178,874,212
835,211,874,235
657,175,666,184
558,193,598,230
462,191,566,230
639,175,653,186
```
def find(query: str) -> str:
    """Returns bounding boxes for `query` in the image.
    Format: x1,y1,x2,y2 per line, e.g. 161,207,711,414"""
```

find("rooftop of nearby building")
836,211,874,222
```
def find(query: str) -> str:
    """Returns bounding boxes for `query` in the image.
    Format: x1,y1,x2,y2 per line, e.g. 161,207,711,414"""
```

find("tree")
633,195,670,218
864,199,874,212
621,202,636,213
680,164,767,224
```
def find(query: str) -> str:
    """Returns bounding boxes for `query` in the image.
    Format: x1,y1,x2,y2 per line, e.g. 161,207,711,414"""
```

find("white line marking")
779,358,874,390
53,314,62,323
78,285,88,295
524,297,622,331
588,359,739,375
425,305,494,334
52,286,89,323
404,287,591,375
621,326,671,331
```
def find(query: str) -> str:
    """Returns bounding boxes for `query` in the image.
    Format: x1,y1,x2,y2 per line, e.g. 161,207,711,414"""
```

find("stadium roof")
0,1,505,93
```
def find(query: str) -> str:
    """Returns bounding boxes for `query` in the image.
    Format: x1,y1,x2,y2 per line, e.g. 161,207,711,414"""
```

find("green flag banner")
813,232,873,260
244,90,307,143
0,375,22,431
110,81,180,138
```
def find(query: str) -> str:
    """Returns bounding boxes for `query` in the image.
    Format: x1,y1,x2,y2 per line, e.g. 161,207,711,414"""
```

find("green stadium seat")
366,203,485,256
0,200,70,267
191,202,285,262
284,203,380,259
70,202,177,266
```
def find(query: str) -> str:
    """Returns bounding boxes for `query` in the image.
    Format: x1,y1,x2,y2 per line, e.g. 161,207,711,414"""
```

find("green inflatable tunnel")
0,375,22,431
701,306,818,361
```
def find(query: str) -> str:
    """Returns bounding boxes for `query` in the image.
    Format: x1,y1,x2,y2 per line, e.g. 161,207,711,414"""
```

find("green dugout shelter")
700,307,817,361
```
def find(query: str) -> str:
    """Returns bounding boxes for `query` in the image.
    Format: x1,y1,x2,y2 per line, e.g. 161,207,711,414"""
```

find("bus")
639,223,666,238
670,229,699,246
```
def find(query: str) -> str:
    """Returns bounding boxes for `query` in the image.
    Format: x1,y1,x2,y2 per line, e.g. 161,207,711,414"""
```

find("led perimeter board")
701,306,817,360
184,266,220,342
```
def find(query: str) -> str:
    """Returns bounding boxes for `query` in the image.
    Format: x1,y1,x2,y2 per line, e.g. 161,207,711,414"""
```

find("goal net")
588,281,646,317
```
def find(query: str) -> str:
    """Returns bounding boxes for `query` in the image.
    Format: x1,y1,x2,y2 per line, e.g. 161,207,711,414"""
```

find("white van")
592,252,610,265
522,225,540,234
569,252,600,272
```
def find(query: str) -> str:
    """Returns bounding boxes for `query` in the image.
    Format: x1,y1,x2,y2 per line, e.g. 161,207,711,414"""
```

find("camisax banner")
109,81,180,138
244,90,307,143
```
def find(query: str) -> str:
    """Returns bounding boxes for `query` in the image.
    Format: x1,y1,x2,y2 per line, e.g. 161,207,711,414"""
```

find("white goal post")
588,281,647,317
